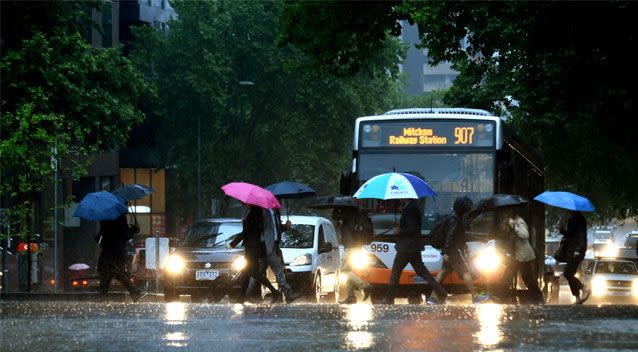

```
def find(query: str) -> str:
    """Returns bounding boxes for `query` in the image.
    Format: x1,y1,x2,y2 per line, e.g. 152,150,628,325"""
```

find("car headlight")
592,276,607,296
350,249,374,270
164,255,186,274
232,256,247,271
291,254,312,266
474,247,500,273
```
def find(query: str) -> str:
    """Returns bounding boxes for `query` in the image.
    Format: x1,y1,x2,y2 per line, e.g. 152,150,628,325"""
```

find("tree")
281,1,638,219
129,0,405,219
1,1,149,232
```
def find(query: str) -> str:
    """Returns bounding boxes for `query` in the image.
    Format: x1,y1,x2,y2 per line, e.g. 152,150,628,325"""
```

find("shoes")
271,291,284,304
472,292,490,304
426,295,446,305
575,288,591,305
130,290,144,303
284,291,302,304
339,296,357,304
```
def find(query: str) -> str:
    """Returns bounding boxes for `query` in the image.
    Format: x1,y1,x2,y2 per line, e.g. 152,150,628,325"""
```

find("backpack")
428,214,454,249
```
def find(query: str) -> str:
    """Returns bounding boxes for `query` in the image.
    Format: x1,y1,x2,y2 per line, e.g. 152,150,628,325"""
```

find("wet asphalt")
1,299,638,352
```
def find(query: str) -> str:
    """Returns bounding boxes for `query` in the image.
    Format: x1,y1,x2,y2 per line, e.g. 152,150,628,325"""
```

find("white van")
277,215,341,302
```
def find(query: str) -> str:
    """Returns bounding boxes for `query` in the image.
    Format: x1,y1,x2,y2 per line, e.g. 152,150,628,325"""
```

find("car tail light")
72,280,79,287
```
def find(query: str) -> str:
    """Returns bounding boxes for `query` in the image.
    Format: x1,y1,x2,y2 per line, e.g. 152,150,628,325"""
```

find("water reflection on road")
2,301,638,351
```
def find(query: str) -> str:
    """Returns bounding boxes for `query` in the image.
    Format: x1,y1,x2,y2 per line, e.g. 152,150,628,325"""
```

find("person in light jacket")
497,208,544,304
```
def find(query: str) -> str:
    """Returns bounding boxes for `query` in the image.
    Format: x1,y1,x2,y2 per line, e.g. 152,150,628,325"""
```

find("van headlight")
164,255,186,274
291,254,312,266
592,276,607,296
232,256,247,271
474,247,500,273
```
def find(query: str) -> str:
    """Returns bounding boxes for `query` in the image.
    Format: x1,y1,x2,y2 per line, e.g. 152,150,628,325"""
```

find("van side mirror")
319,242,333,254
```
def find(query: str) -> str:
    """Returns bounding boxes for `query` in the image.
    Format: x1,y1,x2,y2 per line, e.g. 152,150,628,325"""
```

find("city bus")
341,108,545,302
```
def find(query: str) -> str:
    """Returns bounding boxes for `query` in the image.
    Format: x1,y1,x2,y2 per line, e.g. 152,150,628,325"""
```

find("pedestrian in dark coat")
433,196,489,304
97,213,141,301
229,204,279,300
384,199,447,304
559,210,590,304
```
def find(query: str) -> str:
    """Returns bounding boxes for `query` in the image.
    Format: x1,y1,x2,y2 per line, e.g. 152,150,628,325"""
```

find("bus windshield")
358,152,494,234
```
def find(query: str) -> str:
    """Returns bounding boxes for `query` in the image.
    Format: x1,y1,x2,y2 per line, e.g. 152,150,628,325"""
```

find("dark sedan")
162,218,248,302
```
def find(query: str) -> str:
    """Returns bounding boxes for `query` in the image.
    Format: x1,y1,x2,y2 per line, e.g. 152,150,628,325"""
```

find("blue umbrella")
112,184,155,201
534,191,595,212
353,172,436,200
74,191,128,221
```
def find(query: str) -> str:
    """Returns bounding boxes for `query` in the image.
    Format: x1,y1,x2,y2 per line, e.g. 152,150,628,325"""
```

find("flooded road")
2,301,638,351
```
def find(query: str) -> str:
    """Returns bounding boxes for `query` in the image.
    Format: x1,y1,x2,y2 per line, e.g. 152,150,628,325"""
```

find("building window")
147,0,152,6
161,0,166,9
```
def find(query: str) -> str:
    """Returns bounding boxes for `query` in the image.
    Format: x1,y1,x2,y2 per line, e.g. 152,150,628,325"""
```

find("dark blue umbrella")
74,191,128,221
534,191,595,212
112,184,155,201
266,181,316,199
266,181,316,218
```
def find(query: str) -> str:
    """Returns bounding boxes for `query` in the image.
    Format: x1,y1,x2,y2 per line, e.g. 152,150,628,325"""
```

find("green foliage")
130,0,404,217
280,1,638,219
1,2,149,230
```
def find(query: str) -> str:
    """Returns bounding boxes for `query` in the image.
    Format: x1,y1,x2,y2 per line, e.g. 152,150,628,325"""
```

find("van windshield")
280,224,314,249
596,261,637,275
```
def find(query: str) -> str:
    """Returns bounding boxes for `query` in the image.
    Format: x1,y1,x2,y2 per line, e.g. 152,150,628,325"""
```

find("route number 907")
370,244,389,252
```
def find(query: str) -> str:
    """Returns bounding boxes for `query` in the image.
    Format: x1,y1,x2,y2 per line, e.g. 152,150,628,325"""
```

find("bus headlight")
232,256,247,271
292,254,312,266
474,247,500,273
351,249,373,270
592,276,607,296
164,255,186,274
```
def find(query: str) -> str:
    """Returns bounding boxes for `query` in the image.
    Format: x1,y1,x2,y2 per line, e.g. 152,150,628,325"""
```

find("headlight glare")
350,249,373,270
164,255,186,274
592,276,607,296
232,256,247,271
474,247,500,273
632,279,638,297
291,254,312,266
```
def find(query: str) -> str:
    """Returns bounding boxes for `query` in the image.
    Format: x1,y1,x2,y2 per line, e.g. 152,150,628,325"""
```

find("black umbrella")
112,184,155,201
266,181,316,218
309,196,358,209
475,193,528,212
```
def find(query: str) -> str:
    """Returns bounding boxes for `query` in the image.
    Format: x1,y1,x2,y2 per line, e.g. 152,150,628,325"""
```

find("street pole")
197,111,201,220
155,229,160,293
52,145,59,292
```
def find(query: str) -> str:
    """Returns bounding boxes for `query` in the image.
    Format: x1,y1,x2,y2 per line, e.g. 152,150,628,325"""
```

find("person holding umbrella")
229,203,280,302
534,191,594,304
222,182,282,302
97,213,142,301
352,171,446,304
496,207,544,304
74,191,143,302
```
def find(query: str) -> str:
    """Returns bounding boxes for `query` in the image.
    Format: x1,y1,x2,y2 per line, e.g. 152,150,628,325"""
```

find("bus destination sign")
360,120,495,148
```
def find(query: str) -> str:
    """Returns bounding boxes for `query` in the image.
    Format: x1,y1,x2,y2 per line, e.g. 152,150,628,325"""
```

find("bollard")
155,229,160,293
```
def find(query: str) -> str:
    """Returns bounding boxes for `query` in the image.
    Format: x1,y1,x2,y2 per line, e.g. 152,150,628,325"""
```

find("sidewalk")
0,291,163,302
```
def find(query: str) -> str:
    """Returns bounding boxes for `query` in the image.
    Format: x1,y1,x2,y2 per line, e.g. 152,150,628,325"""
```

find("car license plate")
607,291,629,296
413,276,427,284
195,270,219,281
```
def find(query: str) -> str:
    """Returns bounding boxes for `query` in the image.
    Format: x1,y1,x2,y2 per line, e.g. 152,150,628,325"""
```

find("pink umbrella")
221,182,281,209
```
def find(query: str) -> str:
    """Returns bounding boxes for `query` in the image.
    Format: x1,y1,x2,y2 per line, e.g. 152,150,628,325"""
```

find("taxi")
582,258,638,304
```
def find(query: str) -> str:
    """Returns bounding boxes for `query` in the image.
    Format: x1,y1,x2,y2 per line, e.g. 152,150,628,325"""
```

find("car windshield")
595,233,612,240
280,224,314,249
182,222,243,247
596,261,638,275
